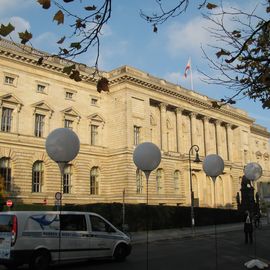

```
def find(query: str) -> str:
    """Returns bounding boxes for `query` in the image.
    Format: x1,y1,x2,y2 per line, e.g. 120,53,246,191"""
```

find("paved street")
60,227,269,270
2,225,268,270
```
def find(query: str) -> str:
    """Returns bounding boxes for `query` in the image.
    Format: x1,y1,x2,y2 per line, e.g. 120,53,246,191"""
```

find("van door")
88,214,117,258
0,215,13,260
59,214,90,261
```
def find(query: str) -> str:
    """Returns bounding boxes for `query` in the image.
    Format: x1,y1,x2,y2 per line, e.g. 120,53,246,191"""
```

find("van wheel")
113,244,127,262
29,250,50,270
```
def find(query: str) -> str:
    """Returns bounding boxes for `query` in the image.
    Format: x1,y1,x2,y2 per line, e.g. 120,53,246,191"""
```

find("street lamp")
203,154,224,270
243,163,268,269
133,142,161,270
188,145,201,233
45,128,80,207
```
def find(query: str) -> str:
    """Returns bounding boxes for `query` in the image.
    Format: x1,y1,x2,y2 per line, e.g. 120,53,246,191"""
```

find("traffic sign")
6,200,13,208
55,192,62,201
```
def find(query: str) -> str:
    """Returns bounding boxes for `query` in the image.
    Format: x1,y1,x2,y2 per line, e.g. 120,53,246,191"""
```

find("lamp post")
133,142,161,270
45,128,80,263
243,163,268,269
203,154,224,270
188,145,201,233
45,128,80,208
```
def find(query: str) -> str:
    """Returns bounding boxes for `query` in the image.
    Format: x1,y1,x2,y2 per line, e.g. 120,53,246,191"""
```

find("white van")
0,211,131,270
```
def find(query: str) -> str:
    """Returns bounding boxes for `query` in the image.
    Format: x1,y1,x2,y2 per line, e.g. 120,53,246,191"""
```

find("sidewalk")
130,218,269,244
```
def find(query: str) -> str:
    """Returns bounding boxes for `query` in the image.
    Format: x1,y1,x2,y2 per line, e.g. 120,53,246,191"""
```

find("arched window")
63,164,72,194
136,168,143,194
90,167,99,195
174,170,180,193
32,161,43,193
156,169,163,193
0,157,11,192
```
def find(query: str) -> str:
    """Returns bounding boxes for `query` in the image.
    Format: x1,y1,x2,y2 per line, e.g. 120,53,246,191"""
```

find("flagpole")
190,58,194,91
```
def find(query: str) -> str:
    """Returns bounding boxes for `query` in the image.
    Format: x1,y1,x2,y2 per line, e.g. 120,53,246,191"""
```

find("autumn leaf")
37,57,44,65
153,24,158,33
70,42,81,50
57,36,66,44
95,15,101,21
211,101,221,109
216,49,230,58
206,3,218,9
232,30,241,38
63,64,76,75
37,0,51,9
0,23,15,37
97,77,109,92
69,70,82,82
76,19,86,29
18,30,33,44
53,10,64,25
84,5,96,11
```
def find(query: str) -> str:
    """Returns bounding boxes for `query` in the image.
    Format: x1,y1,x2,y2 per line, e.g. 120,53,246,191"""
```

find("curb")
130,221,269,244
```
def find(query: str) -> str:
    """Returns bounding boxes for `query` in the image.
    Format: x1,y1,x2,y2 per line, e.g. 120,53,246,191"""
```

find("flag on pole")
184,58,191,78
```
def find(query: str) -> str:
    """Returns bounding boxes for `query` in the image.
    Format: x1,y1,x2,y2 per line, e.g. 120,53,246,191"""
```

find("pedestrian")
254,212,261,228
244,210,253,244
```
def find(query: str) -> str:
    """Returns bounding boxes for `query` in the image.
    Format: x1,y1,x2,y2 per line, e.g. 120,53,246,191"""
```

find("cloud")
32,32,59,53
0,0,33,16
166,16,212,57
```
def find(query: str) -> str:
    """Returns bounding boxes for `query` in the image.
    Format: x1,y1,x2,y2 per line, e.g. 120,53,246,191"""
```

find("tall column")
175,108,183,153
159,103,168,152
225,123,233,161
214,120,222,155
189,113,197,149
202,116,210,156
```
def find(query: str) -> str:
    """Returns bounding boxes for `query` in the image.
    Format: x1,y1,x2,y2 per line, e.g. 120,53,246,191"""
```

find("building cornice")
0,38,258,127
251,124,270,138
108,66,254,125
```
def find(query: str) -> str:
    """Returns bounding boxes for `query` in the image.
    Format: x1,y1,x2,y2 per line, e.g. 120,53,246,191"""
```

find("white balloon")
133,142,161,172
244,162,262,181
45,128,80,162
203,154,224,177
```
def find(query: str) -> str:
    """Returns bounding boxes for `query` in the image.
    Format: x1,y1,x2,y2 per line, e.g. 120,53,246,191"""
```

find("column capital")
175,107,183,114
159,103,168,110
202,115,210,123
213,119,221,125
189,112,197,119
224,123,232,129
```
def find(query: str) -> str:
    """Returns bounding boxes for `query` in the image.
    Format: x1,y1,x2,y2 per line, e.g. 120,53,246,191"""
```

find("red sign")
6,200,13,207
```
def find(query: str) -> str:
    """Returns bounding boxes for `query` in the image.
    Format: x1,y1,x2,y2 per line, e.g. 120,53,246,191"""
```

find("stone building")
0,39,269,207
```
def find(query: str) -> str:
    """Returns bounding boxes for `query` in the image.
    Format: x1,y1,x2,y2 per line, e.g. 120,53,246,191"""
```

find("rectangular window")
4,76,14,85
63,165,72,194
32,171,42,192
65,92,73,99
34,114,45,137
0,158,12,192
91,125,98,145
134,126,141,145
91,98,98,106
37,84,46,93
60,215,87,231
64,119,73,130
1,108,13,132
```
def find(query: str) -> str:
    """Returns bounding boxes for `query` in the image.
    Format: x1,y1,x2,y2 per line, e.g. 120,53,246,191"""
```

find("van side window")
60,215,87,231
89,215,115,233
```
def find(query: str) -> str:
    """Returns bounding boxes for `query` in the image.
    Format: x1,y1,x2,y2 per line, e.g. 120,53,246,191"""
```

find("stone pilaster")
159,103,168,151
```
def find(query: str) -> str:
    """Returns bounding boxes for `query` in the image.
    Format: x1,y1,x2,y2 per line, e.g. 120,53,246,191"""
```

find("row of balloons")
45,128,262,188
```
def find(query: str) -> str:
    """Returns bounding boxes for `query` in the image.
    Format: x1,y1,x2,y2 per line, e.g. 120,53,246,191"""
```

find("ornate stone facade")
0,39,269,207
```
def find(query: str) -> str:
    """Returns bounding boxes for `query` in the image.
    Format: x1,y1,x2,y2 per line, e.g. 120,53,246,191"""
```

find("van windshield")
0,215,13,232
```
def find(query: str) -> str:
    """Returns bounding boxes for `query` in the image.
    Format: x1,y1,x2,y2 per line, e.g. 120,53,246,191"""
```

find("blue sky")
1,0,269,129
